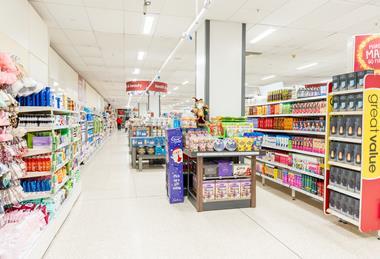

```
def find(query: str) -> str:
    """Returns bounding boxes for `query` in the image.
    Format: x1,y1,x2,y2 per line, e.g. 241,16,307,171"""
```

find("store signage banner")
166,128,184,204
361,74,380,232
126,81,168,93
354,34,380,73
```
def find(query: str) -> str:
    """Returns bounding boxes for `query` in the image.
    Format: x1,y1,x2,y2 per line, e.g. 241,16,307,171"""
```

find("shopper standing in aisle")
116,116,122,131
124,116,130,133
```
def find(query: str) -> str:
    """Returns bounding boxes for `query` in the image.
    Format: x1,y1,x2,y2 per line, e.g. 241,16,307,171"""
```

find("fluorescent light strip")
261,75,276,81
182,80,189,85
137,51,145,61
143,16,155,34
296,62,318,70
250,28,276,44
132,68,140,75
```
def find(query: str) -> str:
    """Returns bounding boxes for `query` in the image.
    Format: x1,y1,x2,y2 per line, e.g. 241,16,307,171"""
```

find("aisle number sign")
354,34,380,73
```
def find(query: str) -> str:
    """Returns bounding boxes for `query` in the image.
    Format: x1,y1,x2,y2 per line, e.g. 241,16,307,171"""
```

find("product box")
240,180,251,199
332,75,340,92
357,70,374,88
215,180,229,200
204,163,218,177
32,136,52,149
233,164,251,176
218,160,233,177
228,180,241,199
203,181,215,201
166,128,184,204
348,72,357,90
339,74,348,91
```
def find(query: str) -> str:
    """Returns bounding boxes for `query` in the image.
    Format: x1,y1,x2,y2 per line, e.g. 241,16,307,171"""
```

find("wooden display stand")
184,149,262,212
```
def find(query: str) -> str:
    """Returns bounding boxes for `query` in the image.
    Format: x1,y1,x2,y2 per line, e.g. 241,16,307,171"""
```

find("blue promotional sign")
166,128,184,203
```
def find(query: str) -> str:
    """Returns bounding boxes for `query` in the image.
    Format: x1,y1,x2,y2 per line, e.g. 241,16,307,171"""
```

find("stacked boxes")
202,179,251,202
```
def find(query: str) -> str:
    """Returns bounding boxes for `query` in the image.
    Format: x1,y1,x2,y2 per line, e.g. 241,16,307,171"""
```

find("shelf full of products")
245,84,327,202
128,117,169,171
324,70,380,235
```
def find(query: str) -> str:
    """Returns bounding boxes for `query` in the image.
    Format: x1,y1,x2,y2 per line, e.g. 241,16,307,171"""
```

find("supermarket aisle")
44,132,380,259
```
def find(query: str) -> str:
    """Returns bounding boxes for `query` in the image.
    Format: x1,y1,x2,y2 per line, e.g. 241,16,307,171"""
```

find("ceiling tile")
87,8,123,33
261,0,329,26
46,3,91,30
205,0,246,20
125,11,146,35
161,0,195,17
83,0,124,9
155,15,192,38
289,1,361,30
43,0,84,5
48,28,71,44
125,0,166,12
75,46,102,57
65,29,98,45
30,1,59,28
83,57,105,66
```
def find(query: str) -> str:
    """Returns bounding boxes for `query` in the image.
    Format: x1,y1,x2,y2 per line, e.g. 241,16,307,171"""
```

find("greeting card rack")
324,74,380,237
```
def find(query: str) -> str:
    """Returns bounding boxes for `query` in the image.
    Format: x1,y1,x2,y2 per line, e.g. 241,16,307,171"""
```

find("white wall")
0,0,48,83
0,0,105,111
48,47,78,100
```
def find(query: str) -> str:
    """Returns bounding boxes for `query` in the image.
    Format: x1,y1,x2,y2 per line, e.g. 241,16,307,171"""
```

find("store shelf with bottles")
324,71,380,236
254,150,325,202
246,84,328,203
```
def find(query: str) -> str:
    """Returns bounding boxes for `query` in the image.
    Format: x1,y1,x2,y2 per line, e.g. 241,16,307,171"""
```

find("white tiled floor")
44,132,380,259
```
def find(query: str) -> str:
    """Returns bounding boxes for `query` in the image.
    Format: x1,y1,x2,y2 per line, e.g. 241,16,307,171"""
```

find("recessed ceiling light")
162,94,166,98
137,51,145,61
182,80,189,85
261,75,276,81
143,16,155,34
250,28,276,44
173,86,179,91
132,68,140,75
53,81,59,87
296,62,318,70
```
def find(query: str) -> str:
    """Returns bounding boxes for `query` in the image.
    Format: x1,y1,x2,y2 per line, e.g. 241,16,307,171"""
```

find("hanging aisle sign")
354,34,380,73
361,74,380,232
126,81,168,93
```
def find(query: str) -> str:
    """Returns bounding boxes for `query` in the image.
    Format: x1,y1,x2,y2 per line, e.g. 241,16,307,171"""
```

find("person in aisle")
116,116,122,131
124,116,130,133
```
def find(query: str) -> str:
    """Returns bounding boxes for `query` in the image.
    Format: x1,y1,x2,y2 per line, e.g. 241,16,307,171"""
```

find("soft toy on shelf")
191,97,209,128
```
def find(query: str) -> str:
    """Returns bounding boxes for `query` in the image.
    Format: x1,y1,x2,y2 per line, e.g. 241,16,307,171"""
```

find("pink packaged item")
215,180,229,200
228,180,241,199
202,181,215,201
240,180,251,199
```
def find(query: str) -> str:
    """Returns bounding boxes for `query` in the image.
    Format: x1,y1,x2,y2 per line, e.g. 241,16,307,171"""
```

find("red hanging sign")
126,81,168,93
354,34,380,73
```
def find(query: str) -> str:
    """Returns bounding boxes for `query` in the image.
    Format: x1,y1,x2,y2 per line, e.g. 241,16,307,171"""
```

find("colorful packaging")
240,180,251,199
233,164,251,176
215,180,229,200
228,180,241,199
203,181,215,201
166,128,184,204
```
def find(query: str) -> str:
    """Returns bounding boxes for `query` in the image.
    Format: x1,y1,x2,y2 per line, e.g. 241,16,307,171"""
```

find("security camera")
143,0,151,15
182,32,193,41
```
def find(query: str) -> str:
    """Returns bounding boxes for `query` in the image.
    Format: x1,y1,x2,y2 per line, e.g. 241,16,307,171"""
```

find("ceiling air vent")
245,51,262,56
